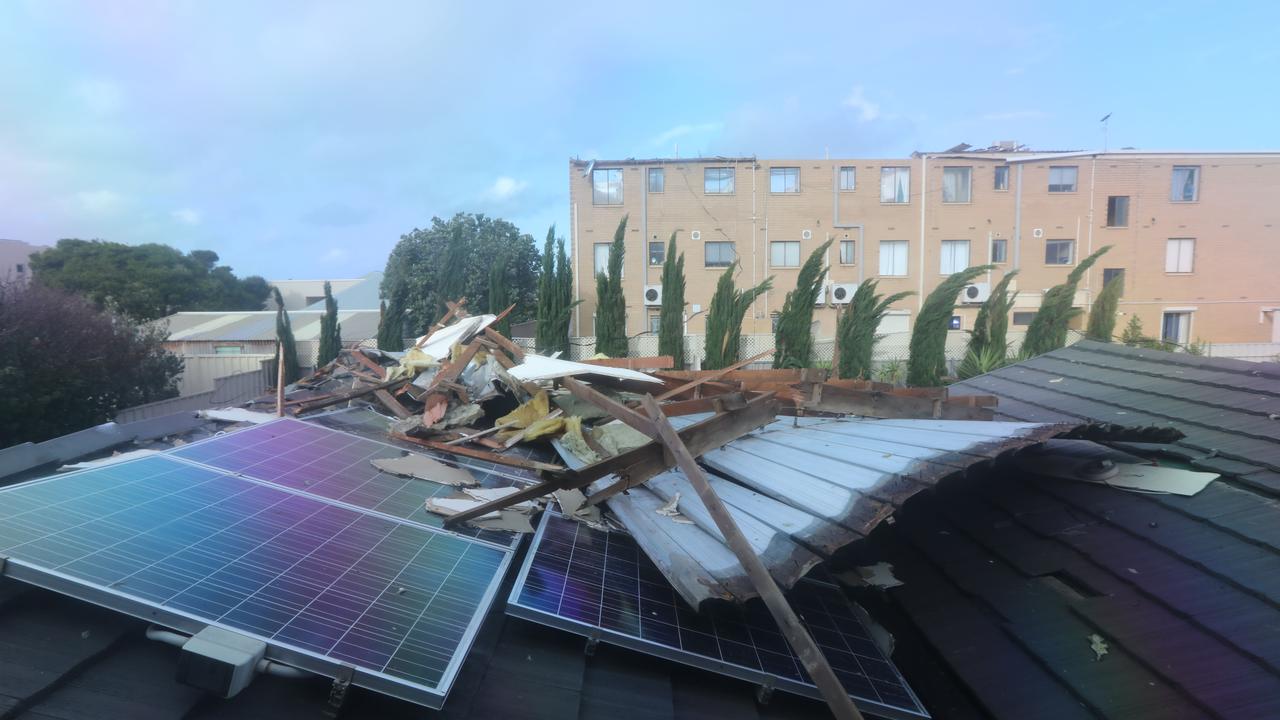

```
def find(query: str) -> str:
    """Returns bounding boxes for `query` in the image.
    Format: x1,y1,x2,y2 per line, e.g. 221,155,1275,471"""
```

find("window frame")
593,242,614,276
991,238,1008,264
993,165,1010,191
1106,196,1130,228
769,241,802,268
839,166,856,192
704,241,736,268
1047,165,1078,193
213,344,244,356
1044,239,1075,266
648,241,665,266
1012,311,1036,326
647,167,665,194
592,167,623,205
704,167,735,195
1171,165,1200,202
941,166,973,204
1165,238,1195,274
1161,311,1192,345
879,240,909,277
839,239,856,265
648,312,661,335
769,167,800,194
880,166,911,204
940,239,972,275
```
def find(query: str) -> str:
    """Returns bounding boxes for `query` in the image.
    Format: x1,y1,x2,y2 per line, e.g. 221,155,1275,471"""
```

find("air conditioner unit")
830,282,858,304
961,282,991,304
815,284,829,306
691,230,702,241
801,229,813,240
643,285,662,306
1032,228,1044,238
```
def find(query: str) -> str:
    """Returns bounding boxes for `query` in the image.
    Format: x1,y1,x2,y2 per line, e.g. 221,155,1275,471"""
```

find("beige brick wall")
570,152,1280,345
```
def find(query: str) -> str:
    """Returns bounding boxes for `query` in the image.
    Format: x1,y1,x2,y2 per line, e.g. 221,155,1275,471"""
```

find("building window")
770,241,801,268
770,167,799,193
840,240,856,265
15,263,25,274
592,168,622,205
839,166,856,191
1166,238,1195,273
991,238,1008,264
1162,311,1191,344
1106,196,1130,227
771,313,781,332
1012,311,1036,326
942,167,972,203
705,241,735,267
214,345,243,355
1045,239,1075,265
648,313,661,334
1103,268,1125,294
1048,166,1078,193
879,240,908,276
1171,166,1200,202
949,315,963,330
880,167,910,203
649,241,664,266
705,167,735,194
993,165,1009,191
593,242,611,275
940,240,971,274
648,167,664,193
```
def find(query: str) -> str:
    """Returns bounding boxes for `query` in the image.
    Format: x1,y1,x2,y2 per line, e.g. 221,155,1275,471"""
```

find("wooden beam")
581,355,674,371
349,350,388,379
445,420,519,446
635,395,862,720
801,383,994,420
374,389,412,419
483,326,526,361
389,432,568,474
275,342,285,417
293,377,411,415
655,349,773,401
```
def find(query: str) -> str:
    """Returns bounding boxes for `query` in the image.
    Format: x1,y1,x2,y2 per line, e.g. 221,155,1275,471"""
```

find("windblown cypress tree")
593,216,628,357
1023,246,1112,357
435,224,467,321
272,287,301,384
773,240,833,368
658,232,686,369
835,279,914,380
1086,273,1123,342
704,263,773,370
555,235,574,345
489,254,511,336
535,226,558,353
377,292,406,351
907,265,994,386
316,281,342,366
958,270,1019,379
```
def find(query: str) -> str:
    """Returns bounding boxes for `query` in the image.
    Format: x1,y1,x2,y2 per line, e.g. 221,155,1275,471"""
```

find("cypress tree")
555,236,574,349
435,224,467,321
907,265,994,386
658,232,686,369
316,280,342,366
1086,274,1123,342
704,263,773,370
1120,314,1145,346
377,291,406,351
272,287,301,384
1023,245,1112,357
835,279,914,380
489,254,511,336
957,271,1019,379
773,240,833,368
535,226,558,353
594,216,628,357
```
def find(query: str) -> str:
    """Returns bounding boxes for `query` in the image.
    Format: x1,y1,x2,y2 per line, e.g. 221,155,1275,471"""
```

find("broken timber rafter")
293,377,411,415
655,349,773,401
389,432,567,474
801,383,995,420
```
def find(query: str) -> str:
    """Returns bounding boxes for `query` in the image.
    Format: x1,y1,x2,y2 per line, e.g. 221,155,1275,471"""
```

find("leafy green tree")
1120,314,1145,346
272,287,301,384
907,265,994,386
594,216,628,357
29,239,269,320
0,281,183,445
1086,274,1123,342
704,263,773,370
535,227,578,354
1022,246,1112,357
316,281,342,366
958,271,1019,379
773,240,833,368
489,254,511,337
658,232,686,369
834,279,914,380
381,213,540,335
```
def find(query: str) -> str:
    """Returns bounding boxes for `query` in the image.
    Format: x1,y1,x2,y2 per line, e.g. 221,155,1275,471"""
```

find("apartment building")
568,146,1280,345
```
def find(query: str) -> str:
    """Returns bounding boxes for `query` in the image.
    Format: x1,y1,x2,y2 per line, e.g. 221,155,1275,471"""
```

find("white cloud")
982,110,1049,121
171,207,202,225
321,247,348,263
76,189,123,213
72,79,124,116
842,86,881,122
486,176,528,201
650,122,723,147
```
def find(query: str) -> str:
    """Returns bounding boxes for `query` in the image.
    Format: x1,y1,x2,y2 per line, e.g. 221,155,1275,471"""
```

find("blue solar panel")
172,418,518,547
508,510,929,719
0,442,514,708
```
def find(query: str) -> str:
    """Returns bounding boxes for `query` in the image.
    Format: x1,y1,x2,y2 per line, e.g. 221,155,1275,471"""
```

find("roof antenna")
1100,113,1112,152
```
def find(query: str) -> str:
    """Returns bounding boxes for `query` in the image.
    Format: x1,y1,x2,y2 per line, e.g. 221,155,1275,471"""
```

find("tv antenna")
1100,113,1112,152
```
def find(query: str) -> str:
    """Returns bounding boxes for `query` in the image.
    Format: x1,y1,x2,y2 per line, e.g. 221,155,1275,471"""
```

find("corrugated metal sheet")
562,416,1092,608
160,310,381,342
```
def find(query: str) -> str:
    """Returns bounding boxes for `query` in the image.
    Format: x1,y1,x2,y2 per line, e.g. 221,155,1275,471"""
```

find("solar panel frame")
0,449,516,709
507,509,930,720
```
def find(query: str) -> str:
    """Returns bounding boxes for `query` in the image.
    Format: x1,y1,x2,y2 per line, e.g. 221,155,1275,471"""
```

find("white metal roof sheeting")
161,310,382,342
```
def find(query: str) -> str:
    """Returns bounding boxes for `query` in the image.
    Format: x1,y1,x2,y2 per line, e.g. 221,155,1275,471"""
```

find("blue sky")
2,1,1276,280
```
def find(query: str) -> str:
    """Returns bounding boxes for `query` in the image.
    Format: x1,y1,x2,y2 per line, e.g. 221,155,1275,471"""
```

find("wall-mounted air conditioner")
961,283,991,304
691,230,702,241
643,285,662,306
801,229,813,240
831,283,858,304
1032,228,1044,238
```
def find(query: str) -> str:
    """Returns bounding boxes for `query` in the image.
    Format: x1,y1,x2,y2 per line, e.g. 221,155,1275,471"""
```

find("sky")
2,1,1276,281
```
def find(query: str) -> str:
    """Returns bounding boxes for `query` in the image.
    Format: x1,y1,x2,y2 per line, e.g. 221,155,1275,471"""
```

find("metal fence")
114,366,271,423
175,354,276,396
1205,342,1280,362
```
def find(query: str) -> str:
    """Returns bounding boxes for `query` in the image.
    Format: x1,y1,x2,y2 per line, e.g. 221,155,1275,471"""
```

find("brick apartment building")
567,145,1280,346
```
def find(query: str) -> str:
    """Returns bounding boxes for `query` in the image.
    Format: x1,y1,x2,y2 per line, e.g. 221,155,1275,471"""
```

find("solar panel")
172,418,519,547
508,510,929,719
0,442,514,708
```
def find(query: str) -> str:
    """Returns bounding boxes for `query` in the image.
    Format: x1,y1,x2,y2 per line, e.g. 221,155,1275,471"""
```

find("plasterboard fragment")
372,454,477,486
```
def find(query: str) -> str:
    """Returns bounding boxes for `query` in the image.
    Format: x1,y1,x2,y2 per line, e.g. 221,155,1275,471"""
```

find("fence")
1205,342,1280,362
175,354,276,396
114,366,271,423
